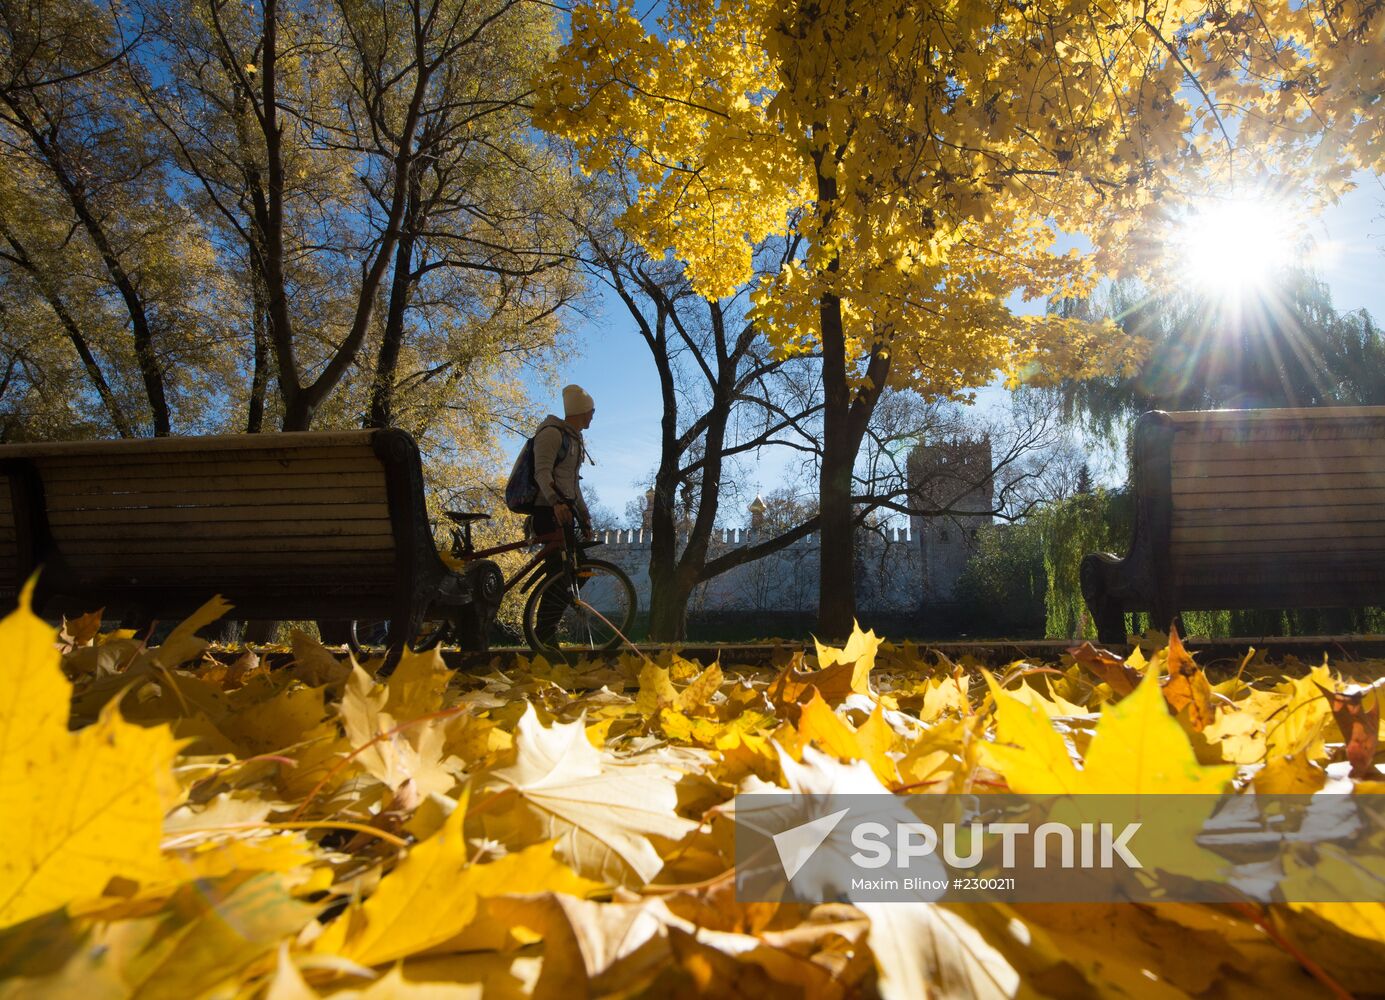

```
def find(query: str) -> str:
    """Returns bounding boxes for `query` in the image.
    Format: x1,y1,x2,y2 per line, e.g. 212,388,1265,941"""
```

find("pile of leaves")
2,586,1384,999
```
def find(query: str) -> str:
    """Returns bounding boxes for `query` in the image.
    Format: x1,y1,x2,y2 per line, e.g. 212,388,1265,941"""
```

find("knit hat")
562,384,595,417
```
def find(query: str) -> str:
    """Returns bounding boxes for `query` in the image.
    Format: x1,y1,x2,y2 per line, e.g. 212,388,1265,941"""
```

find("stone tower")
907,437,993,604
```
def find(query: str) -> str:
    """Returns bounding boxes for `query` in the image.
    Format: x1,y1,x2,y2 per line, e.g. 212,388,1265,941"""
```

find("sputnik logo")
772,807,851,880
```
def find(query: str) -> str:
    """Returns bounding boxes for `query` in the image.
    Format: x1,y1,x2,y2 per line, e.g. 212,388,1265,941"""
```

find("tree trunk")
251,0,307,432
0,98,171,435
246,270,269,433
0,220,135,437
647,566,694,641
368,182,419,429
817,287,856,639
645,464,686,640
281,394,314,432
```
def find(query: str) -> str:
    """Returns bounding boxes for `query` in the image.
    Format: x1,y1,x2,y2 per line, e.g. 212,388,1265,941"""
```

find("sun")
1169,194,1304,299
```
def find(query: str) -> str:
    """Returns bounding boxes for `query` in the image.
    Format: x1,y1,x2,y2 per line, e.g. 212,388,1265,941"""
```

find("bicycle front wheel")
522,558,637,654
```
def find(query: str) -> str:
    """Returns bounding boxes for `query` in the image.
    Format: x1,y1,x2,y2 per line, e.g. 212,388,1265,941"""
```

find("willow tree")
534,0,1375,636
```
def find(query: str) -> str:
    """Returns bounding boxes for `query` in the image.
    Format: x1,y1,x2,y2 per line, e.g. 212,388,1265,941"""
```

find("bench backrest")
1141,407,1385,610
0,429,442,620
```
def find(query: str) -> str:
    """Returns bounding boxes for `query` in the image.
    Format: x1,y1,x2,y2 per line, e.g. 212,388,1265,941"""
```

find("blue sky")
523,175,1385,521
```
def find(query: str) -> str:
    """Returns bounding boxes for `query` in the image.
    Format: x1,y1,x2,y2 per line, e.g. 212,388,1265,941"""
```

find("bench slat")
1173,438,1385,463
0,432,376,459
1173,488,1385,510
1173,455,1385,479
43,485,388,511
47,472,389,494
36,456,385,482
49,520,397,542
1172,504,1384,527
1175,562,1385,579
1173,520,1385,542
1177,582,1385,610
1165,406,1385,424
63,550,398,570
1174,541,1385,560
1172,473,1385,495
66,535,397,555
47,503,391,526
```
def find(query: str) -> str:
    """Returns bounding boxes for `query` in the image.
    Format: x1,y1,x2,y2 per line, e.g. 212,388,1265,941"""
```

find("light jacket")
532,414,590,524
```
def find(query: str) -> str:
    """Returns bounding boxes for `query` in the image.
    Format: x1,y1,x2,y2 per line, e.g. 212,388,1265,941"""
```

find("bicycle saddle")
444,511,491,524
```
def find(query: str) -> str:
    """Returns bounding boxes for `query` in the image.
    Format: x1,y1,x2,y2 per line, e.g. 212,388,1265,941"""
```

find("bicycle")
345,511,638,656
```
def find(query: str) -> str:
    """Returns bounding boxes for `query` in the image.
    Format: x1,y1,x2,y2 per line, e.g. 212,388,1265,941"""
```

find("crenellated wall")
591,438,992,618
593,525,916,547
590,525,923,613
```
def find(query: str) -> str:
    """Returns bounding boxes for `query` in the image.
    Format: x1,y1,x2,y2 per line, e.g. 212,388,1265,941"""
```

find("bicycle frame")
449,527,581,595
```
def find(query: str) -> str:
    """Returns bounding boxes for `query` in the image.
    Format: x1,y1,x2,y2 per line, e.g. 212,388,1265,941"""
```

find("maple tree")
533,0,1379,637
3,585,1385,995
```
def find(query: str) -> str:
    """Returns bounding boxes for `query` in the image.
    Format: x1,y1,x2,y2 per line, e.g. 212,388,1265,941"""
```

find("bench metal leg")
317,620,353,647
1081,553,1128,645
1150,597,1179,640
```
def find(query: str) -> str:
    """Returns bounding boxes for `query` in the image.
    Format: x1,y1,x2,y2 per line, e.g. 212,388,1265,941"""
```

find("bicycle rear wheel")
522,558,636,654
344,618,451,654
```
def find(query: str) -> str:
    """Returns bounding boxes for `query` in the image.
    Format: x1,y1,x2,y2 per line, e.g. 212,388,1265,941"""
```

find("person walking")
529,383,595,540
523,385,595,641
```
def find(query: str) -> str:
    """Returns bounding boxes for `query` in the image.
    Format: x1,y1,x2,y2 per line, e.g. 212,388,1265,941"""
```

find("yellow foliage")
2,594,1383,996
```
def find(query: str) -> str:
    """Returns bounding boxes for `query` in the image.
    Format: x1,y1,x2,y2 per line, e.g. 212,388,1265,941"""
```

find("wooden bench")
1081,407,1385,644
0,429,501,650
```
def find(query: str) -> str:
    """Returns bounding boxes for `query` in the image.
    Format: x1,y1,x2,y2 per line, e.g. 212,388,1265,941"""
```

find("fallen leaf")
1162,625,1215,731
1068,641,1139,696
1315,679,1383,779
0,585,182,929
859,902,1020,1000
58,608,104,652
315,796,600,968
483,705,698,885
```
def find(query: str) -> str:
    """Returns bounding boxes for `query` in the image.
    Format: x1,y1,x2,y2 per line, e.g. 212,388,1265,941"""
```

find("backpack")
504,427,571,514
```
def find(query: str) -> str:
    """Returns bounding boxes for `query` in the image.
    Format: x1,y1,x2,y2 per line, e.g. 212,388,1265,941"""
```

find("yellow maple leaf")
156,595,234,668
0,586,182,929
796,690,899,786
813,621,880,696
1202,708,1265,764
6,872,317,996
1253,751,1326,794
386,646,452,720
860,901,1019,1000
679,662,724,712
220,679,329,756
339,665,457,798
1162,626,1215,732
1265,666,1333,760
314,797,601,967
482,704,698,886
1080,656,1236,795
267,954,483,998
978,671,1083,795
635,662,679,715
982,661,1234,796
